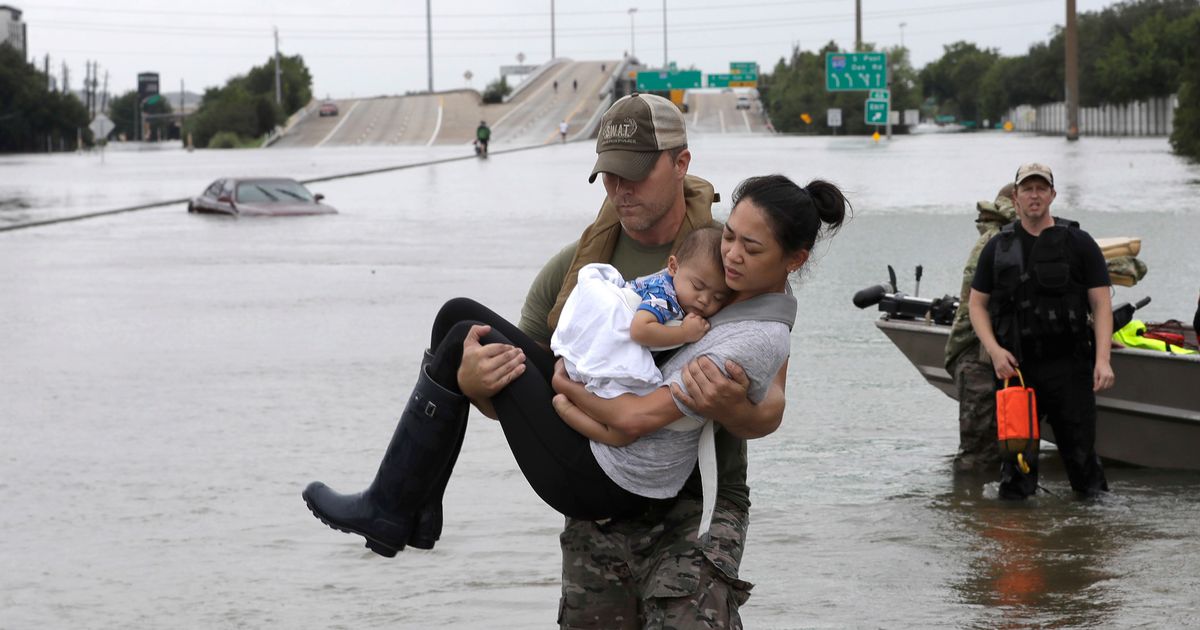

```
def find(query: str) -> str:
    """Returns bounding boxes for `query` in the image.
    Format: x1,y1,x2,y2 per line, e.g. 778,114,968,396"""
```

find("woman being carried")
302,174,848,557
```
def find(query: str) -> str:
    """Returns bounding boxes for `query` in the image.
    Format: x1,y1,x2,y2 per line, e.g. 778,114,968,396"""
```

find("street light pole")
426,0,434,92
628,8,637,58
899,22,906,49
551,0,557,59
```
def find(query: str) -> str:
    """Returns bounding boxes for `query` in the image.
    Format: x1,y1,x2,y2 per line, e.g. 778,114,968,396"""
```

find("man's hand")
1093,358,1115,392
456,324,525,401
680,313,711,343
988,346,1020,380
671,356,751,419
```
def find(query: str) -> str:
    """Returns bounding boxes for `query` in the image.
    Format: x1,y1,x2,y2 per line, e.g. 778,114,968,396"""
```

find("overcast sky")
18,0,1123,99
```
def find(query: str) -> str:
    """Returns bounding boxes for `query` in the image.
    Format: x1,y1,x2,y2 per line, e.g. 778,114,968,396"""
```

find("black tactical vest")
988,218,1091,358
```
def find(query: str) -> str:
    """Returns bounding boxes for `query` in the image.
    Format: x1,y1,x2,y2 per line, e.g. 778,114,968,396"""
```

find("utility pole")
181,78,186,130
85,61,92,117
662,0,668,69
426,0,433,92
44,54,50,91
62,61,69,94
102,71,109,111
550,0,556,59
855,0,862,50
1065,0,1079,141
274,27,282,106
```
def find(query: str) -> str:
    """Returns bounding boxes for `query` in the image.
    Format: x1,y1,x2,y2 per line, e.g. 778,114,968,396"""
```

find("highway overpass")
271,59,769,149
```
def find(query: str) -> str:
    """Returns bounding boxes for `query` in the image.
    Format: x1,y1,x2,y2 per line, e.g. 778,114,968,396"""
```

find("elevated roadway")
272,60,621,149
271,61,772,149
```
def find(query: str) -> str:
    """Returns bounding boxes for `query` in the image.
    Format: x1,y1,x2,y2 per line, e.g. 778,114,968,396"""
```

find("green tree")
919,41,1000,126
885,44,922,114
183,54,312,148
106,89,174,141
0,42,92,152
1170,11,1200,159
481,76,511,104
238,55,313,114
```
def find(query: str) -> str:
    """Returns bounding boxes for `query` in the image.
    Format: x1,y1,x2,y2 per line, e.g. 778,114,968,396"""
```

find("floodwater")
2,133,1199,629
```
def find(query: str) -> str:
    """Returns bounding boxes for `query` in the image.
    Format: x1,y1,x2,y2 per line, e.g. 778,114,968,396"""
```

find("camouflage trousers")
558,496,752,629
950,344,1001,473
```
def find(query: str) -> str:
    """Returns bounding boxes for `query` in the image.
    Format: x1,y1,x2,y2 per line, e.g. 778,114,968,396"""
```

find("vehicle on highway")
318,101,339,117
736,95,751,110
187,178,337,217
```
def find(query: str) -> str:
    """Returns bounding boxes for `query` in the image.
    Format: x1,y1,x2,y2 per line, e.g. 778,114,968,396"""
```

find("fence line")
1004,95,1178,136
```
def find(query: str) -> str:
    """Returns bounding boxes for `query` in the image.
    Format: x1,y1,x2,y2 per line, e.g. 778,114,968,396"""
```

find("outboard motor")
853,265,959,325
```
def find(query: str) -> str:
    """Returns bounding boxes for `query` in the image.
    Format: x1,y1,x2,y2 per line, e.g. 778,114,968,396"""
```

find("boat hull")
876,318,1200,470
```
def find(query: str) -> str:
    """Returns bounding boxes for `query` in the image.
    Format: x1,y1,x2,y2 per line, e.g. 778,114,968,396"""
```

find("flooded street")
3,133,1199,628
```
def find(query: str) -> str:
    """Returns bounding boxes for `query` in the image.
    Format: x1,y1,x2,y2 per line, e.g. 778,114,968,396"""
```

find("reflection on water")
942,472,1121,628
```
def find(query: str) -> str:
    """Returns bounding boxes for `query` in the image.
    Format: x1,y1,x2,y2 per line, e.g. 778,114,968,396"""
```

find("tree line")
0,43,91,152
184,54,313,148
761,0,1200,160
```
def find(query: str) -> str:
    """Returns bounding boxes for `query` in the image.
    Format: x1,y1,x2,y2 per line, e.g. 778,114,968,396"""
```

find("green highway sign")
869,89,890,101
730,62,758,75
825,52,888,91
707,73,758,88
708,74,733,87
637,70,702,91
865,99,889,125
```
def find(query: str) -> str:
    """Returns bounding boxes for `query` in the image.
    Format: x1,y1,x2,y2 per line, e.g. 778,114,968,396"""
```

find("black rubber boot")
406,348,466,550
407,405,467,550
302,365,467,557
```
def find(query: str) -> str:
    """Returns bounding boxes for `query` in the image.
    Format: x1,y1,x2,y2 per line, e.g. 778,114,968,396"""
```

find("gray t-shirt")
590,305,792,499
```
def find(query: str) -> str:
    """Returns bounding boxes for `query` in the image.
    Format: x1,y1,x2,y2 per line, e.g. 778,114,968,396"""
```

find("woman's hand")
671,356,751,418
672,357,787,439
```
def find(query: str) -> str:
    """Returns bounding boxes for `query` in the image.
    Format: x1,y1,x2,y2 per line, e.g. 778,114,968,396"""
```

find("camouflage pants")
558,496,752,629
950,344,1001,472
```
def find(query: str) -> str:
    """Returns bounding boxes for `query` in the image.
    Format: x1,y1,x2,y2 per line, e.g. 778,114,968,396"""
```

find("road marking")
426,96,444,146
545,91,590,144
719,110,726,134
743,110,752,133
316,100,361,147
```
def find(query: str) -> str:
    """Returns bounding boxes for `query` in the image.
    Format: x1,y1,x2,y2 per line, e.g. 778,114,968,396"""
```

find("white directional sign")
89,113,114,140
827,108,842,127
904,109,920,126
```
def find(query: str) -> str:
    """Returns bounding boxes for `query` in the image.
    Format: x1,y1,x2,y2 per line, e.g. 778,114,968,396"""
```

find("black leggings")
425,297,651,520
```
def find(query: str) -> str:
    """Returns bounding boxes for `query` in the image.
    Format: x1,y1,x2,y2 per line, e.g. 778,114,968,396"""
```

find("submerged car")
735,95,751,110
187,178,337,217
318,101,339,117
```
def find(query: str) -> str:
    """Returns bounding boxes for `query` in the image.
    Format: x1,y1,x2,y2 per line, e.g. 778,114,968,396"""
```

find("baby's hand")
681,313,711,342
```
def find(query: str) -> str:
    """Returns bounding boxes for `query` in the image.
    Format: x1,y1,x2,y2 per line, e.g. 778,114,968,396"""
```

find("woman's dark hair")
730,175,849,255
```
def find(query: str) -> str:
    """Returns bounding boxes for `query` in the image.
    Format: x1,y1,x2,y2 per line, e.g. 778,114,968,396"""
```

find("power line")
30,0,1054,42
28,0,850,21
